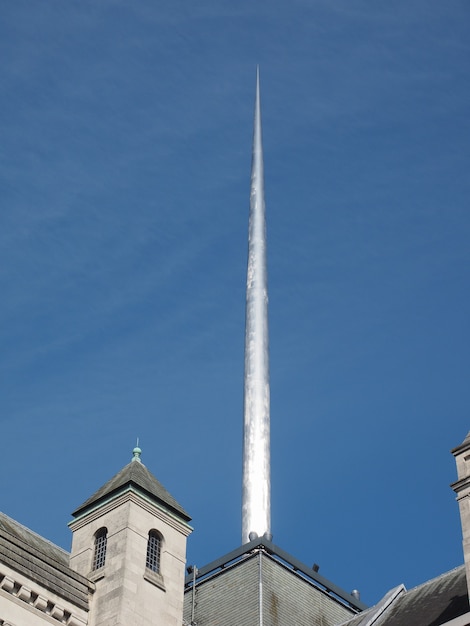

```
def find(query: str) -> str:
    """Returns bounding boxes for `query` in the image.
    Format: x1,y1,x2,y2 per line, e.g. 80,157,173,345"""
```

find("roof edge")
338,584,405,626
184,537,368,612
70,482,192,525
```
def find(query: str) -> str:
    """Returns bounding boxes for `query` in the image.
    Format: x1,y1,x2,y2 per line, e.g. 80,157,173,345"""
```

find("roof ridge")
405,563,466,594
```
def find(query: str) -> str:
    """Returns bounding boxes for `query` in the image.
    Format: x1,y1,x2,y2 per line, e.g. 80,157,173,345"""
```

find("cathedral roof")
0,511,92,610
184,537,366,626
71,452,191,522
339,564,469,626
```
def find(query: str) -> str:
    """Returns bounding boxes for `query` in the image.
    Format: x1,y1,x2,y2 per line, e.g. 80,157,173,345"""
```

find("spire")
242,67,271,544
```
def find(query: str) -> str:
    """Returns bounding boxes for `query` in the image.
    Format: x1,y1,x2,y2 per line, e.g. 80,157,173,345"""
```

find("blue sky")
1,0,469,607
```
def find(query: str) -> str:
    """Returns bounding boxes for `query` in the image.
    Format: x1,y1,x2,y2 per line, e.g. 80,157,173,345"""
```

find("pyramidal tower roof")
71,447,191,522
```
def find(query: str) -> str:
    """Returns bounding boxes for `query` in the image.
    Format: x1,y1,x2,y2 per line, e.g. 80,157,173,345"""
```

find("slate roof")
184,538,364,626
0,511,92,610
71,459,191,522
451,431,470,456
339,565,469,626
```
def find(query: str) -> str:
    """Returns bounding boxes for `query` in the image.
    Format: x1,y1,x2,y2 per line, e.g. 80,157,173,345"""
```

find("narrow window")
93,527,107,570
146,530,162,573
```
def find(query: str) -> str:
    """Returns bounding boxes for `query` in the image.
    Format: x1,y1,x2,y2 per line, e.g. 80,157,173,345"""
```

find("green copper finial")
132,439,142,463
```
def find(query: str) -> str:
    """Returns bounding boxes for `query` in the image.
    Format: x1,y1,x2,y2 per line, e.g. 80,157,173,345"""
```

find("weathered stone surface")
69,461,191,626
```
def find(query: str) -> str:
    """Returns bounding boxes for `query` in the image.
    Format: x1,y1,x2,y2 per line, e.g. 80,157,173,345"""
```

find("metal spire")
242,67,271,544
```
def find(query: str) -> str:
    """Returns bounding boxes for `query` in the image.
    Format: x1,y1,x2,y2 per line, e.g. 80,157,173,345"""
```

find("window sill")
144,570,165,591
88,569,106,582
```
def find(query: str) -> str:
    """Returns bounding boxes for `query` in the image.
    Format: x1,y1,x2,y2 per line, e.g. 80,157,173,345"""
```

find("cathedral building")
1,74,469,626
1,436,469,626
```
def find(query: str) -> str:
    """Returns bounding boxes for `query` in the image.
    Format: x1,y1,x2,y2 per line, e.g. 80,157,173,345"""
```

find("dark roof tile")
340,565,469,626
0,512,92,610
71,460,190,522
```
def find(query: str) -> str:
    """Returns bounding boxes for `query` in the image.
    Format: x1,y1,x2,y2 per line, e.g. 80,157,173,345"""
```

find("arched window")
93,527,107,570
146,530,162,573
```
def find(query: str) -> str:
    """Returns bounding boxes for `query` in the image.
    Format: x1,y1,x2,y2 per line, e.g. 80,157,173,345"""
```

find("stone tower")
69,447,192,626
452,432,470,601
